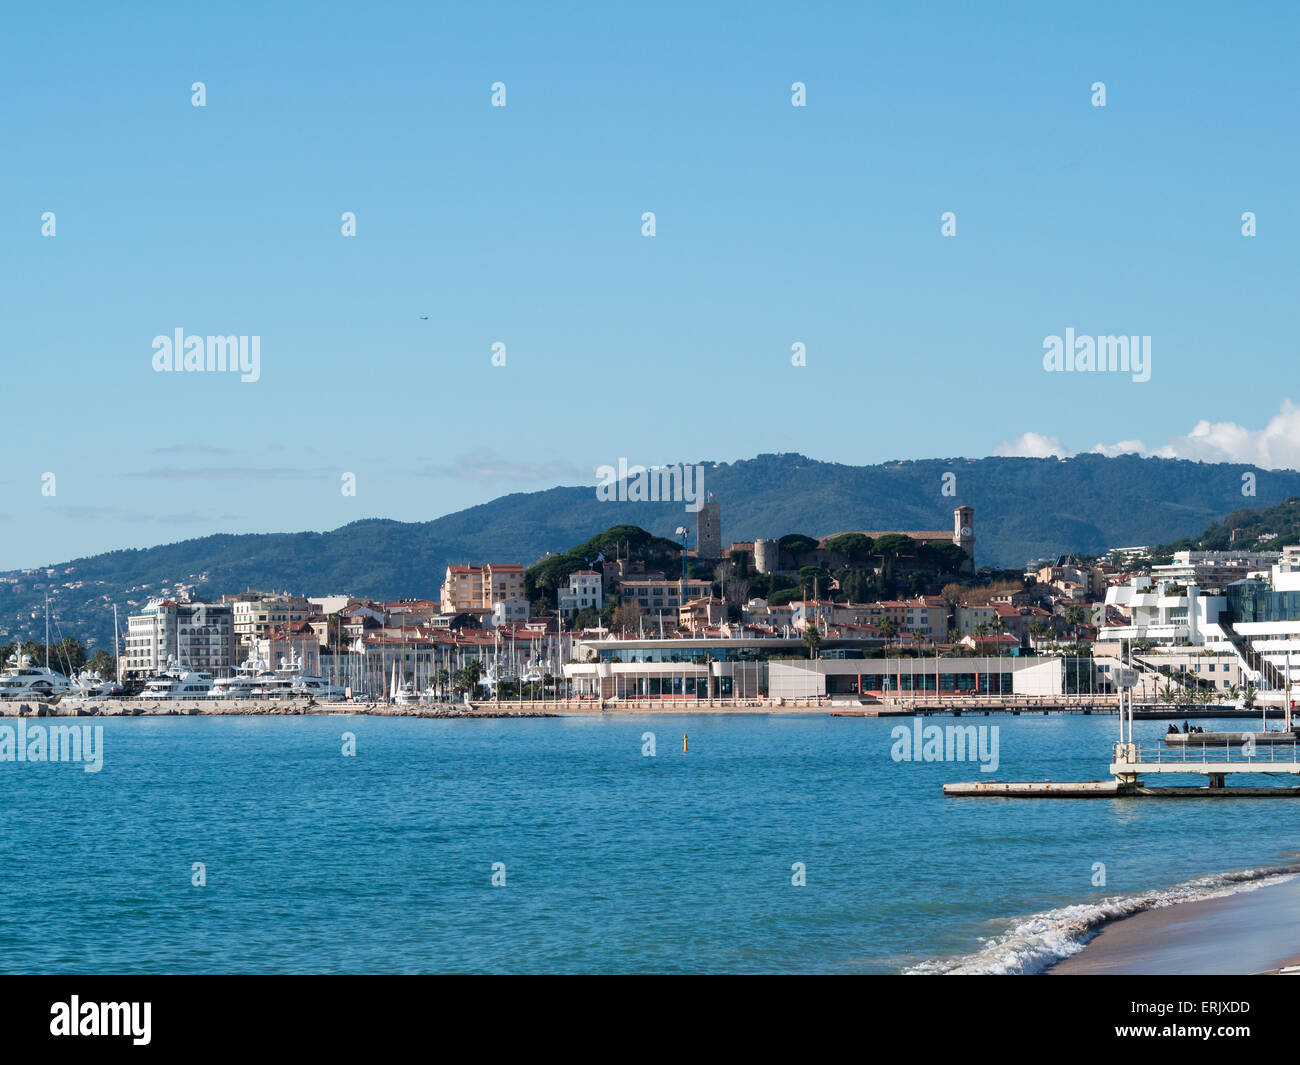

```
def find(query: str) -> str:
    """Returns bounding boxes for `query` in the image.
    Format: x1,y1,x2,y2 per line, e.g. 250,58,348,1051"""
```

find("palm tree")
1065,604,1084,635
802,622,821,660
988,615,1007,661
1159,682,1175,704
879,617,898,646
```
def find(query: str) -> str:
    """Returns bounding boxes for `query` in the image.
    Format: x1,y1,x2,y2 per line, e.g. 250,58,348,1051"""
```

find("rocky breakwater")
0,698,556,718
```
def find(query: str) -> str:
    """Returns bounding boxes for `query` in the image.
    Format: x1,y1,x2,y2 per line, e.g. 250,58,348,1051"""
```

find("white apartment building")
124,599,235,680
558,571,603,618
1151,550,1278,586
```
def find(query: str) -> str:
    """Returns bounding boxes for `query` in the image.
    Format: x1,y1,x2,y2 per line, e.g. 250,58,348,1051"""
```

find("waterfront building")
123,598,235,680
226,591,312,653
562,635,1063,701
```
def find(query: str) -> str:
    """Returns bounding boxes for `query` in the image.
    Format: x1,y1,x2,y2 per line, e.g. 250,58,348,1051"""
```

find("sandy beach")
1050,872,1300,974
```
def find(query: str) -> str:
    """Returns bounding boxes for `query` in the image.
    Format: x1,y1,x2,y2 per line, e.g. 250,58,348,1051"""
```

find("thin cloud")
151,444,232,455
126,466,326,481
419,456,592,483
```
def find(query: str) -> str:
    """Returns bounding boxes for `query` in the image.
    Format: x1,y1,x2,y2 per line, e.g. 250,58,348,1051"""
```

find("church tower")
953,506,975,570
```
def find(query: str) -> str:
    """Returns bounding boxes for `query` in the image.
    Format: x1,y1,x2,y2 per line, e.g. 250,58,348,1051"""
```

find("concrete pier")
943,780,1300,798
943,780,1121,798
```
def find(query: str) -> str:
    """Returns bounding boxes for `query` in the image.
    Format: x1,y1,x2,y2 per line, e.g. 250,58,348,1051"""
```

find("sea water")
1,712,1296,973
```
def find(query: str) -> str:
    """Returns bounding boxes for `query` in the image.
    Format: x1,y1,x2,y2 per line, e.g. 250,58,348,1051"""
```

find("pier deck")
1110,740,1300,779
942,780,1300,798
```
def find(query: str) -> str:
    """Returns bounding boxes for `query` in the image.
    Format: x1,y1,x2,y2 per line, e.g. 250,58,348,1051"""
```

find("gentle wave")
906,865,1300,975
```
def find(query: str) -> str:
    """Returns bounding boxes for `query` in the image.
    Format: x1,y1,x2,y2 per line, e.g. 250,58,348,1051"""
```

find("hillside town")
6,499,1300,710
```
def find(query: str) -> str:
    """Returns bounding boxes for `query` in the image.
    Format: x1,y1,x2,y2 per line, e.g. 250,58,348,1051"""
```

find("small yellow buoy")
683,732,688,753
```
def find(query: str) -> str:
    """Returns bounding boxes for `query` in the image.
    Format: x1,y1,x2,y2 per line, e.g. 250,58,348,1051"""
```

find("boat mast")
113,604,121,685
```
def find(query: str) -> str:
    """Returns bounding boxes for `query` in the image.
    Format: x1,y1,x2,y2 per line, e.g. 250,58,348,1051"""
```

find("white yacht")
141,659,215,699
0,649,76,699
73,669,123,698
211,654,286,699
275,651,345,701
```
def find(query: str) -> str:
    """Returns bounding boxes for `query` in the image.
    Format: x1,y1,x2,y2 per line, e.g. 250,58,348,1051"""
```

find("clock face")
960,526,972,537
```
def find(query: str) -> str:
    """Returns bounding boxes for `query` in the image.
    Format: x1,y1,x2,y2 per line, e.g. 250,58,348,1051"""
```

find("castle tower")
753,538,780,574
953,506,975,570
697,499,722,560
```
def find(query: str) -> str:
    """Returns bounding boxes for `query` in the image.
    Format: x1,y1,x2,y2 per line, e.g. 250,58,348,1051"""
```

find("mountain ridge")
5,452,1299,649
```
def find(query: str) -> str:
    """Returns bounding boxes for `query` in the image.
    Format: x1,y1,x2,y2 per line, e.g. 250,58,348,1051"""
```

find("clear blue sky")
4,0,1298,569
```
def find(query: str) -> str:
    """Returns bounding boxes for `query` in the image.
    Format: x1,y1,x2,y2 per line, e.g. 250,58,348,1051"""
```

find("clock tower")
953,506,975,570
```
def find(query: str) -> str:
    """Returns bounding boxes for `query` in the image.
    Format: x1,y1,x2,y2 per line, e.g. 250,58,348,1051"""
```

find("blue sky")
3,1,1299,569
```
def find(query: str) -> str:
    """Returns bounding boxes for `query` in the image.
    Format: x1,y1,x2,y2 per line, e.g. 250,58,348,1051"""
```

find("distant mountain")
5,452,1300,649
1147,495,1300,559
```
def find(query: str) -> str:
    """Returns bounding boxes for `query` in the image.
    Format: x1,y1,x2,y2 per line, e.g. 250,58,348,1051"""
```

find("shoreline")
909,864,1300,975
1048,870,1300,975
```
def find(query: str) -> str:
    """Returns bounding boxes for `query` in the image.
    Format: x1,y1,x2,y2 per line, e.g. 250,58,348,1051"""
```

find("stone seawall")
0,699,555,719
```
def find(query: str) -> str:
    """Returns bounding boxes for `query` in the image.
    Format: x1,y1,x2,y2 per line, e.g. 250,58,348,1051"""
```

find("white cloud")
1140,400,1300,469
997,399,1300,471
992,432,1071,459
1089,439,1147,458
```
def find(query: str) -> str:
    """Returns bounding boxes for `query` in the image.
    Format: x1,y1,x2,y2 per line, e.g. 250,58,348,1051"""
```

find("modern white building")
123,599,235,680
1151,550,1278,586
561,636,1071,702
1105,555,1300,703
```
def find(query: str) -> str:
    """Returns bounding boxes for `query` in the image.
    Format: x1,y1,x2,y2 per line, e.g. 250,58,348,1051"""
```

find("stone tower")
953,506,975,570
697,499,722,560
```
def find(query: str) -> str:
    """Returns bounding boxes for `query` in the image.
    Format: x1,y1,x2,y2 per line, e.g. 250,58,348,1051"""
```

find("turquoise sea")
2,712,1297,974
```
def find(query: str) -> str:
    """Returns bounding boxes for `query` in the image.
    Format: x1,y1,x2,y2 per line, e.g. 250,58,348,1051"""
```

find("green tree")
802,622,821,659
779,533,819,566
86,649,116,679
873,534,915,557
823,533,874,563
